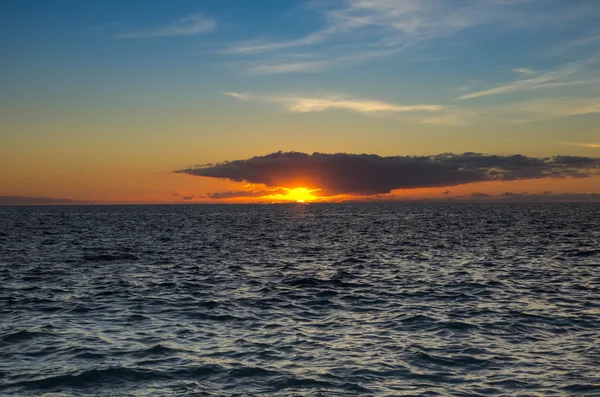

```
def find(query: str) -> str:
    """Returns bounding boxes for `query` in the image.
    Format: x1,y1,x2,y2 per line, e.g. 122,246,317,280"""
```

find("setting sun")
285,187,320,202
261,187,322,203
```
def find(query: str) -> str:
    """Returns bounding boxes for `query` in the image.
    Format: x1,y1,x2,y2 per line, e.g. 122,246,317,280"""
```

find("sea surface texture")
1,204,599,396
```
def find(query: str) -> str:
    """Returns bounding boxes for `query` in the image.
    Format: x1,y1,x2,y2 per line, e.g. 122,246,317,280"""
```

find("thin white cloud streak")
543,32,600,58
224,92,443,114
225,29,335,54
224,0,598,72
561,142,600,148
233,42,414,75
224,91,600,124
420,112,471,126
513,68,537,76
247,61,330,75
285,98,443,113
115,14,215,38
224,92,250,100
420,95,600,125
459,58,600,100
516,97,600,119
558,34,600,50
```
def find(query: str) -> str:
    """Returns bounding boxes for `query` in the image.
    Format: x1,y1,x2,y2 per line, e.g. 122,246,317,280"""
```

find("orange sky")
1,0,600,204
1,148,598,203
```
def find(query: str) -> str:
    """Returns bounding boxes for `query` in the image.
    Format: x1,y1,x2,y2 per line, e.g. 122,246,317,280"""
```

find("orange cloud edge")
169,176,600,205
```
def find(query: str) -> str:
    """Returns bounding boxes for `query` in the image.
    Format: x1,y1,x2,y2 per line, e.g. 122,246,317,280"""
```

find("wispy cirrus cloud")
512,96,600,121
246,61,330,75
561,142,600,148
115,13,216,38
459,58,600,100
549,33,600,55
223,0,599,73
224,92,443,114
227,0,507,54
225,90,600,124
420,95,600,125
513,68,538,76
225,29,332,54
224,92,250,100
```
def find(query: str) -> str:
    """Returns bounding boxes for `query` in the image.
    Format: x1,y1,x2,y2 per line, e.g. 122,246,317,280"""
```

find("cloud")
513,68,538,76
224,92,442,114
551,34,600,55
496,192,600,202
115,13,215,38
246,61,330,75
224,92,250,100
174,151,600,196
570,34,600,47
452,192,600,202
226,0,520,54
419,111,471,126
459,58,600,100
499,192,525,197
0,196,88,205
225,30,332,54
423,95,600,125
562,142,600,148
224,0,599,73
511,96,600,122
206,188,286,199
285,98,442,113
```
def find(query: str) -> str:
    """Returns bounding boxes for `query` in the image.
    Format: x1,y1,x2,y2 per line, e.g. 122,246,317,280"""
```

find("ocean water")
1,203,599,396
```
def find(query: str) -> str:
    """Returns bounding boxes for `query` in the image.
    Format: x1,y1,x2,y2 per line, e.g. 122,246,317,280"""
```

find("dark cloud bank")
175,151,600,197
206,188,286,200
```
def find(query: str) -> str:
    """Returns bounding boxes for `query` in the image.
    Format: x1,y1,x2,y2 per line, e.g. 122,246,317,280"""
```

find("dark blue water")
1,204,599,396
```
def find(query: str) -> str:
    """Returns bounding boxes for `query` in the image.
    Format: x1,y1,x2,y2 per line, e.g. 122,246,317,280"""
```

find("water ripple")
1,203,599,396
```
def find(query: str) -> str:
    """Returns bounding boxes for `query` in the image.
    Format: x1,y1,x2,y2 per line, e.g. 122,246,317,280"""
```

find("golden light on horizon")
263,187,323,203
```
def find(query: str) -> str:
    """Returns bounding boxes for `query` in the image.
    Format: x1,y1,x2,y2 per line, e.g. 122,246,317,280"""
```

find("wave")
82,253,140,262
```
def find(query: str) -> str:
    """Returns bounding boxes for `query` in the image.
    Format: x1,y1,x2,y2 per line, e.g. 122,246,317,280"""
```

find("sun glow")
265,187,322,202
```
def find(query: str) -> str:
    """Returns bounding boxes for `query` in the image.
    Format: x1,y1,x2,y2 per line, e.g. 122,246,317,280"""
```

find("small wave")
283,276,359,288
267,376,371,393
2,367,170,390
433,320,480,331
226,366,280,378
2,365,225,391
412,351,495,370
82,253,140,262
2,203,600,396
1,329,47,344
399,314,436,324
561,383,600,392
333,257,366,265
563,249,600,257
132,344,184,358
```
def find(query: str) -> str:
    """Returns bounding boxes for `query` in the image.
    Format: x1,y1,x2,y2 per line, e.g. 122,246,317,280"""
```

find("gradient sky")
1,0,599,203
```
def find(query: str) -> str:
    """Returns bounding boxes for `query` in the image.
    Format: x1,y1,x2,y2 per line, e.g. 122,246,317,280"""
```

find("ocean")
1,203,599,396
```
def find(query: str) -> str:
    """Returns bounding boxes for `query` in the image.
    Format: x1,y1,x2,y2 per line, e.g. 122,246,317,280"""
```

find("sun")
284,187,321,202
261,187,322,202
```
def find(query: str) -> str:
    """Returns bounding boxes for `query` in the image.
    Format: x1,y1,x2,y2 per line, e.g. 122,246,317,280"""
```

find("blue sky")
1,0,599,201
3,0,600,119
